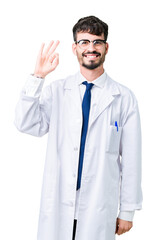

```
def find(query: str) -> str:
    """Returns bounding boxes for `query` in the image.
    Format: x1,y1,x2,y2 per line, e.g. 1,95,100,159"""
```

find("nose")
87,41,96,51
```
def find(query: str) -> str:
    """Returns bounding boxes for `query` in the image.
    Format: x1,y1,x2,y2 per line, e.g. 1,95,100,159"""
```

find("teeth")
86,55,97,58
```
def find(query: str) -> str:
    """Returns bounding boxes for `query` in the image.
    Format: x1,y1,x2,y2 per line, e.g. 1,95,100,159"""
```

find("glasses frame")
75,39,106,49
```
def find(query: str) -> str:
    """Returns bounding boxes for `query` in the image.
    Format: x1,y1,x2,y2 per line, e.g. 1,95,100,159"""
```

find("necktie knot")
82,81,94,91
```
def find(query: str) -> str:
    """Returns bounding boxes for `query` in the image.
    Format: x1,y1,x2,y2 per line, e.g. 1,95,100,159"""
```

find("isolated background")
0,0,156,239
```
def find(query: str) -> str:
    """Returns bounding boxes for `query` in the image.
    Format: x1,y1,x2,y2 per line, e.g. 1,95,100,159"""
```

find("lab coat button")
74,147,78,151
73,173,76,178
69,201,73,207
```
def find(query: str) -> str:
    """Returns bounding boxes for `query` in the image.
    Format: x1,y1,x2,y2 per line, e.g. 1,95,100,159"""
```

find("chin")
82,62,101,70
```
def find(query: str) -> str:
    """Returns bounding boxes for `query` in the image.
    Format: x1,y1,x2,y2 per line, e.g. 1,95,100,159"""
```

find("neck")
80,65,104,82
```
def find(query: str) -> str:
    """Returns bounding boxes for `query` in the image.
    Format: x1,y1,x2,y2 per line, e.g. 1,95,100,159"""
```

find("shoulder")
107,74,138,108
49,73,77,90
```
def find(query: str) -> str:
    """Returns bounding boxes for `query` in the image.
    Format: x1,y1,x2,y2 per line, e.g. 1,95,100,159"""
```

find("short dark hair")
73,16,108,42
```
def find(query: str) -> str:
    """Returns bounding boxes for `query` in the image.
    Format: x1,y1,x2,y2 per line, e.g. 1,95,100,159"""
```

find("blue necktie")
76,81,94,190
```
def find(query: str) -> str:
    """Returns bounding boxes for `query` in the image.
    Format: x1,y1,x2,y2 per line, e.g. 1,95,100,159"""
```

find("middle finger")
47,40,60,57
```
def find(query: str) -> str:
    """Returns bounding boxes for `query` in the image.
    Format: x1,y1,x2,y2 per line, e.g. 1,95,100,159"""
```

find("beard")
82,60,103,70
78,51,105,70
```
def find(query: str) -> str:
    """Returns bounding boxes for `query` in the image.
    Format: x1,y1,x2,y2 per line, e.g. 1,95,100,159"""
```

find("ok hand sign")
34,40,60,78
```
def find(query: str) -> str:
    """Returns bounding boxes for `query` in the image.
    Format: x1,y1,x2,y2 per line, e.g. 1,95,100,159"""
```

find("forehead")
76,32,104,41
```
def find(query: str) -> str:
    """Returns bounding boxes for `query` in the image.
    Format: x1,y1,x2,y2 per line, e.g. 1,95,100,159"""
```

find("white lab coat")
14,72,142,240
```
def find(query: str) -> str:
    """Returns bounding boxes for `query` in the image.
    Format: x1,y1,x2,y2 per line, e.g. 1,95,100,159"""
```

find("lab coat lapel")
89,74,120,128
64,73,121,128
64,73,82,118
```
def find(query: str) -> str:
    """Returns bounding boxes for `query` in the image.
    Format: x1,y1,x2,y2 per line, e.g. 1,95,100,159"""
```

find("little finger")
44,40,54,57
38,43,45,56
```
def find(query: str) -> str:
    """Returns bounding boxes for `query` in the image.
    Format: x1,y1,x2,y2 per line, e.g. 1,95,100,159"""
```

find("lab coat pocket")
106,125,122,153
40,174,56,212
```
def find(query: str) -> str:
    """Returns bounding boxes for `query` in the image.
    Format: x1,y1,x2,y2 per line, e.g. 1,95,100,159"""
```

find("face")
72,32,109,70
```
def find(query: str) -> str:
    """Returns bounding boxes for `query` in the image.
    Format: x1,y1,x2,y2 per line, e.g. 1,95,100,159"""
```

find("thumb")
115,218,119,234
51,53,59,68
49,53,59,63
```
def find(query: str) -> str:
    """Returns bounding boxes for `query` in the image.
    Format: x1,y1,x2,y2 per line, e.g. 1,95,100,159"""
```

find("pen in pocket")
115,121,118,132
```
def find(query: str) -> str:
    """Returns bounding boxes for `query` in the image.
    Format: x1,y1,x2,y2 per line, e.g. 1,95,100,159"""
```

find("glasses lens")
77,39,105,49
78,40,90,49
93,40,104,48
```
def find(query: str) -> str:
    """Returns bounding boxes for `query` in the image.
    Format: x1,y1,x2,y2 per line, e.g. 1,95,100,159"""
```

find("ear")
105,42,109,55
72,42,77,55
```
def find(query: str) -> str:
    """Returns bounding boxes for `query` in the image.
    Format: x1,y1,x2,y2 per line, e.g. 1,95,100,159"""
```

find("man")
14,16,142,240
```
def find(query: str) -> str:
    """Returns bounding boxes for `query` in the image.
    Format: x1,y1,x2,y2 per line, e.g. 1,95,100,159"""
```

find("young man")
15,16,142,240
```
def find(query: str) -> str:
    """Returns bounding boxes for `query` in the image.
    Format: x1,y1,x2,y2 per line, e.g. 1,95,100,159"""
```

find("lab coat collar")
64,71,120,128
77,71,107,88
64,71,120,94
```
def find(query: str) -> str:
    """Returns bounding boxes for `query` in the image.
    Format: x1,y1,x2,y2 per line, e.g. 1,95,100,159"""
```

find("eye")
93,40,103,45
79,40,89,45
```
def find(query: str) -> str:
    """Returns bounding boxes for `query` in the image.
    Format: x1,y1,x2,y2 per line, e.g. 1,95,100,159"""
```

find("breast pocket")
106,125,122,153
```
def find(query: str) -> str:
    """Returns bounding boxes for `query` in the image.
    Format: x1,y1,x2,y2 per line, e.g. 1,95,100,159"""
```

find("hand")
115,218,133,235
34,40,60,78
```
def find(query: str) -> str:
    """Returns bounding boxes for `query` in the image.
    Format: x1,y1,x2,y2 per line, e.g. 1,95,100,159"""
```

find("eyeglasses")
75,39,106,50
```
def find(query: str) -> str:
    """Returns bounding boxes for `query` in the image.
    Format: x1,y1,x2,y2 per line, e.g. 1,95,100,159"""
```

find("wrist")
118,211,135,222
33,73,45,79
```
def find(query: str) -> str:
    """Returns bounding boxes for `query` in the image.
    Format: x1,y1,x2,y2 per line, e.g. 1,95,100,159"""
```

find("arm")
116,94,143,235
14,40,59,137
120,102,142,211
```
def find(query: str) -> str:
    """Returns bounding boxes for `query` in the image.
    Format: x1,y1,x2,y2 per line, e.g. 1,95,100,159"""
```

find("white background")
0,0,156,239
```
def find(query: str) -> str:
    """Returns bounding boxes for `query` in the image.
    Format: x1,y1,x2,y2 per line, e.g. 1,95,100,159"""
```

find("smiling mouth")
84,54,100,59
82,52,101,59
